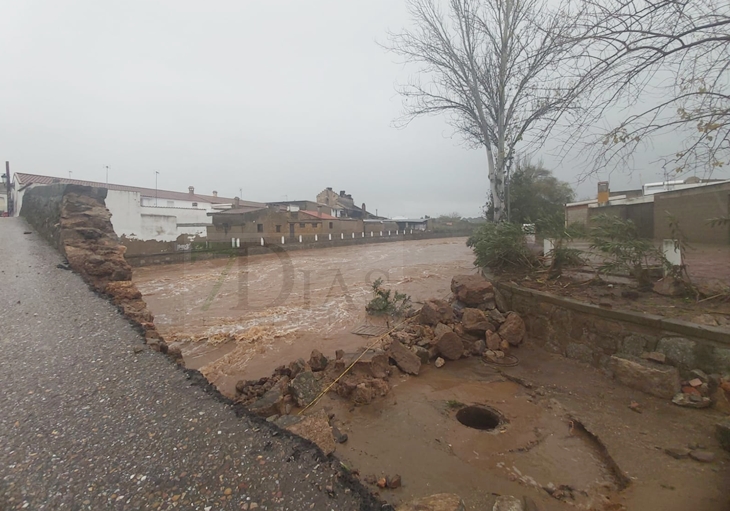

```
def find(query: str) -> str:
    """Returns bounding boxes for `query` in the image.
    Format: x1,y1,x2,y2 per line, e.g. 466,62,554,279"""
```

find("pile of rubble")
235,274,526,416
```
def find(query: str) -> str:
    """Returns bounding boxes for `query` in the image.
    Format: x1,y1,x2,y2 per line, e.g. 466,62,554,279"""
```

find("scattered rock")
377,477,387,489
451,274,494,307
434,323,453,339
486,331,502,351
682,386,701,396
436,332,464,361
498,312,526,346
387,474,402,489
335,349,344,360
166,343,183,360
688,378,703,387
337,349,390,379
285,410,336,456
500,339,511,352
420,299,455,326
309,350,329,372
690,369,709,383
288,358,308,378
248,386,284,417
628,401,642,413
672,393,712,408
397,493,466,511
611,355,680,399
288,371,323,408
653,277,686,297
712,387,730,414
331,424,348,444
461,308,493,333
493,495,525,511
716,419,730,452
470,339,487,356
664,447,691,459
641,352,667,364
389,340,422,376
488,309,506,325
411,345,431,364
434,357,445,368
689,450,716,463
494,286,509,313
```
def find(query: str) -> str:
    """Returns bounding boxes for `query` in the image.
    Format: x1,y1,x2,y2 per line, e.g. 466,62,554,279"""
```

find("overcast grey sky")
1,1,726,218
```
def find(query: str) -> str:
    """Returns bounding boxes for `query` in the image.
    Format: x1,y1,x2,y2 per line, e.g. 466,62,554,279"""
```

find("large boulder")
397,493,466,511
288,371,323,408
436,332,464,361
308,349,329,372
389,340,422,375
611,355,681,399
420,299,455,326
451,275,494,307
498,312,526,346
336,349,390,379
248,386,284,417
461,308,494,334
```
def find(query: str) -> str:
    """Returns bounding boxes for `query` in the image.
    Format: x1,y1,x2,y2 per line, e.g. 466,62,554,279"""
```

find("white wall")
0,193,6,213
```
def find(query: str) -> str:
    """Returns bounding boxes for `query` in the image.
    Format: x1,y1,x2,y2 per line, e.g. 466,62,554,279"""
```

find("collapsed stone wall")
21,185,163,349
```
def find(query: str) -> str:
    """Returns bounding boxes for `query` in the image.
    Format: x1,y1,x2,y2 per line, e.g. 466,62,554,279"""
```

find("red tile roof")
300,210,337,220
14,172,265,208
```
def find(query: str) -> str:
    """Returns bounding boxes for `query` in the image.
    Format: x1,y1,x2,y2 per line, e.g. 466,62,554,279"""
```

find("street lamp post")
155,171,159,206
105,165,109,184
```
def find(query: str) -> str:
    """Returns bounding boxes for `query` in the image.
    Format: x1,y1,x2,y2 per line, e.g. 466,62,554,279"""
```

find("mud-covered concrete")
0,217,383,511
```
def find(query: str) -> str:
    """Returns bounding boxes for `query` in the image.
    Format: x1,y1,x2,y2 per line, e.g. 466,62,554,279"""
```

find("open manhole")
456,405,504,431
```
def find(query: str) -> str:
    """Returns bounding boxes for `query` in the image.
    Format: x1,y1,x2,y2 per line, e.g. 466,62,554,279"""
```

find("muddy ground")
316,347,730,510
133,238,730,510
133,237,475,395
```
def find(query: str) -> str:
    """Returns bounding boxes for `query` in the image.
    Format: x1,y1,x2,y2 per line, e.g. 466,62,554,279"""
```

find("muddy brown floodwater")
133,237,475,396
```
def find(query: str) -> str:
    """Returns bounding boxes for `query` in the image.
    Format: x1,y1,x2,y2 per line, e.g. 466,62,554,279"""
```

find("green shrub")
589,214,664,285
467,222,536,271
365,278,412,317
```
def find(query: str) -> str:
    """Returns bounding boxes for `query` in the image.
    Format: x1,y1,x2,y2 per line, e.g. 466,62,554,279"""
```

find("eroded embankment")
21,184,164,349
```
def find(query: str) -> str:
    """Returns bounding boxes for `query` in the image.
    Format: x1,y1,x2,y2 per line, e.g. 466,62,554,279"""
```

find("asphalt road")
0,217,382,511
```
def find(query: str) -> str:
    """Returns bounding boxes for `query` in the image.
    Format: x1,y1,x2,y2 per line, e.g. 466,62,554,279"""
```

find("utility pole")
105,165,109,184
69,171,73,179
155,171,159,206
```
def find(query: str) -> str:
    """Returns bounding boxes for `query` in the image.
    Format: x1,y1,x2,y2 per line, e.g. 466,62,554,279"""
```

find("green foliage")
536,213,587,277
589,214,664,284
707,216,730,227
365,278,412,317
467,222,536,271
487,159,575,223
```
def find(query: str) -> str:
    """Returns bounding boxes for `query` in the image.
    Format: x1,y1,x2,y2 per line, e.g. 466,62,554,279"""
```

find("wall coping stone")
496,282,730,347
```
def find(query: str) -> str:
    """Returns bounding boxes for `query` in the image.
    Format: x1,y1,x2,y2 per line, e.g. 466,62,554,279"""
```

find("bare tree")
578,0,730,178
385,0,589,221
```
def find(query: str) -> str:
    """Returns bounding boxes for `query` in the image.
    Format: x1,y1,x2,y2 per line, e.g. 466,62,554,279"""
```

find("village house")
11,172,265,241
565,178,730,244
206,205,364,244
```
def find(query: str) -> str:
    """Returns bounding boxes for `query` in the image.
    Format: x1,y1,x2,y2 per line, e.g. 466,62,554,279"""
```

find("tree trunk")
486,147,503,221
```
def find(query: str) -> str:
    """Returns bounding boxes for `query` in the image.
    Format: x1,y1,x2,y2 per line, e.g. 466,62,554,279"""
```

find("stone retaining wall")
20,185,164,350
494,282,730,377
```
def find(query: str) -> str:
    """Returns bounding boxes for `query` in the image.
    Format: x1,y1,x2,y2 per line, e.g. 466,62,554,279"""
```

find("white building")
11,172,265,241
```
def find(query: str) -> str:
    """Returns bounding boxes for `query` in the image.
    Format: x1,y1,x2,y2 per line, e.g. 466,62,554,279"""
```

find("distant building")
316,187,371,219
565,178,730,244
206,206,363,243
12,172,265,241
0,173,8,216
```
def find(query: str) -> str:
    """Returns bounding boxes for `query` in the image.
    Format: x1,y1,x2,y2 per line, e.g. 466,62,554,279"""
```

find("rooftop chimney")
340,190,346,197
234,197,240,208
597,181,609,206
212,190,218,197
362,203,367,218
188,186,195,196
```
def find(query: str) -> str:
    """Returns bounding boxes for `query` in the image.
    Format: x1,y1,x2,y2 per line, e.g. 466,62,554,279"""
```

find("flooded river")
133,237,475,395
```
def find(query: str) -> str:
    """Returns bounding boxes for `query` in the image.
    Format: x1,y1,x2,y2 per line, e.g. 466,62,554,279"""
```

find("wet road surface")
0,217,381,511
